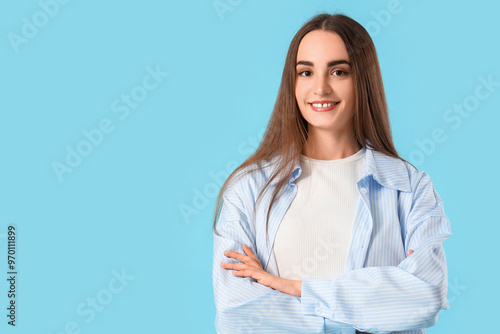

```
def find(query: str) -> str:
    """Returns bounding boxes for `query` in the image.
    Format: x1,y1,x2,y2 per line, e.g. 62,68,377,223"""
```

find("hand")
221,244,275,288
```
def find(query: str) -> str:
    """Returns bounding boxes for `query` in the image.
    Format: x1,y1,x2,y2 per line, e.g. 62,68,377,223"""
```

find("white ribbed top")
272,146,366,280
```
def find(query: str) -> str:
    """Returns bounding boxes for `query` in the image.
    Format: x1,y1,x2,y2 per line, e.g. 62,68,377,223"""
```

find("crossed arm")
221,246,415,298
213,171,451,333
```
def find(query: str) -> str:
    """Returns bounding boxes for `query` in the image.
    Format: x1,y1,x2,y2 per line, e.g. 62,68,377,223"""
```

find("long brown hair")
212,12,415,240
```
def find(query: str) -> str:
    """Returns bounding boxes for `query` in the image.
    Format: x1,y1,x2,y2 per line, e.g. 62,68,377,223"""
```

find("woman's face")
295,30,355,136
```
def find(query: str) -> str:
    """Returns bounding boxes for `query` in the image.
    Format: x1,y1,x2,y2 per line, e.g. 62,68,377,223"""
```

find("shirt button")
360,187,367,194
314,307,322,315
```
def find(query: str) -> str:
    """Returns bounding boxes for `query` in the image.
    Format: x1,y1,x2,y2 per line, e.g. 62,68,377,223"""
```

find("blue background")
1,0,498,333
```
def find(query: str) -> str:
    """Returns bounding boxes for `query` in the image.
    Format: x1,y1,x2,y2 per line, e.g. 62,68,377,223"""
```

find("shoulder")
223,158,275,199
394,157,447,221
400,159,436,194
367,148,420,193
367,147,443,199
370,150,448,224
220,159,277,223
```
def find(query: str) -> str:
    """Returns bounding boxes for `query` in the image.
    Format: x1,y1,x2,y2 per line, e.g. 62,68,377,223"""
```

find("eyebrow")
296,60,351,67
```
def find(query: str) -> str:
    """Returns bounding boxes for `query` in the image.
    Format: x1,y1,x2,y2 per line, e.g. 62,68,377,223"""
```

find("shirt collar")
268,142,412,192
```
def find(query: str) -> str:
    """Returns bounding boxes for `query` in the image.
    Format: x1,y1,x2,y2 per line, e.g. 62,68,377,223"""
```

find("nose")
314,73,332,96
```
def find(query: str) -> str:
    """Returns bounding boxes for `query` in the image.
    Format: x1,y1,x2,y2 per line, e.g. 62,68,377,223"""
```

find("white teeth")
312,102,337,107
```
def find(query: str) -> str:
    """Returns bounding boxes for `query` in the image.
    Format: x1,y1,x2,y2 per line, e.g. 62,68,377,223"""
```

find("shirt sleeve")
300,171,452,334
213,185,356,334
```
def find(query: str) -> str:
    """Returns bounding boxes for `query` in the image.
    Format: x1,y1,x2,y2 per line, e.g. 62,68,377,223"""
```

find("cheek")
337,83,355,102
295,82,311,103
295,90,305,106
295,83,303,98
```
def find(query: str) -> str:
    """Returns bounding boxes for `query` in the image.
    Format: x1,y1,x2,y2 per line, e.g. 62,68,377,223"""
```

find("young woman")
212,13,451,334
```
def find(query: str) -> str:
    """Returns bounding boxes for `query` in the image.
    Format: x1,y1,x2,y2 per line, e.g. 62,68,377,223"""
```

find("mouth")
308,101,340,112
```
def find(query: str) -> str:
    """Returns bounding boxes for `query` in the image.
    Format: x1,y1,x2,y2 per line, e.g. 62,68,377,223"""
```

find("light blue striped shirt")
212,145,452,334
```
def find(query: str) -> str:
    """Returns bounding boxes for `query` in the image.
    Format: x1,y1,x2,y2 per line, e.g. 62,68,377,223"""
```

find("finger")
224,250,243,260
243,243,254,254
243,244,257,259
232,269,251,277
225,250,250,263
243,244,260,262
221,262,246,270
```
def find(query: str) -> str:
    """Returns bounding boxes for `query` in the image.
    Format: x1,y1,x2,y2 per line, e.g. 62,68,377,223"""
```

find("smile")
309,101,340,112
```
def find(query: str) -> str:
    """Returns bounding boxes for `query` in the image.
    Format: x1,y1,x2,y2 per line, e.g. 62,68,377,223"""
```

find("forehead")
297,30,349,62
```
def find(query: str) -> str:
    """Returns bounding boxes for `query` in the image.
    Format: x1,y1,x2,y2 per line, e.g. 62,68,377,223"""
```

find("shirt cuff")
301,278,335,318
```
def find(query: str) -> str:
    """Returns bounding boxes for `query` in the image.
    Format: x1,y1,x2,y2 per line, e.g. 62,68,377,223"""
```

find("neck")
302,130,360,160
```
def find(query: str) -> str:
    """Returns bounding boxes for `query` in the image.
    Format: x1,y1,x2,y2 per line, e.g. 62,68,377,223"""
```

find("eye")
297,69,348,77
332,70,347,76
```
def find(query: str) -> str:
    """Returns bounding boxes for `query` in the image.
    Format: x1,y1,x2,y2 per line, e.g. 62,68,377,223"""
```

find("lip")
308,100,340,112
